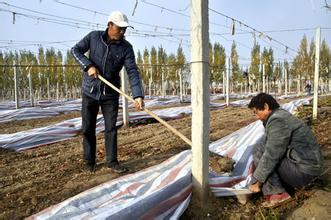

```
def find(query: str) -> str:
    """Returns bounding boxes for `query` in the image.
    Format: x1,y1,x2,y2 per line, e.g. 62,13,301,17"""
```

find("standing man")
72,11,144,173
248,93,323,207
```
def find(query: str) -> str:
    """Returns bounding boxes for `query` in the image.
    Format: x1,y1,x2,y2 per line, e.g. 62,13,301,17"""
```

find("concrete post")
226,57,230,106
191,0,210,204
149,67,152,99
313,27,321,120
179,68,183,102
161,69,165,98
121,68,129,126
222,70,225,97
297,75,301,95
284,66,288,96
262,64,266,93
14,60,20,109
28,67,34,107
47,77,50,100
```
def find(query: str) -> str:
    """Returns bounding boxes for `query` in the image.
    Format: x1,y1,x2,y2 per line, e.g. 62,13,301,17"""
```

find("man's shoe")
85,163,96,173
262,192,291,208
108,163,128,174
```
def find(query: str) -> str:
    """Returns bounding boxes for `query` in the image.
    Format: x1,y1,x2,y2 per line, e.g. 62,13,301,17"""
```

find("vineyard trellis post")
27,65,34,107
222,70,225,96
191,0,210,205
47,77,50,100
313,27,321,120
14,60,20,109
178,68,183,102
121,67,129,127
262,64,266,93
226,57,230,106
284,64,288,96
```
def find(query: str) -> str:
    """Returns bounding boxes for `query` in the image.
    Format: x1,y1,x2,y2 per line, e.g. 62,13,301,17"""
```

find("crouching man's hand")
134,97,144,111
249,181,262,193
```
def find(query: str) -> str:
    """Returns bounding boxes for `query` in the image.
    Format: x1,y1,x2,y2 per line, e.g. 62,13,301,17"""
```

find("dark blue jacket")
71,29,144,100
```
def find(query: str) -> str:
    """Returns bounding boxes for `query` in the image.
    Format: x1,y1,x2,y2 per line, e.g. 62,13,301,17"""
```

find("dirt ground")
0,96,330,219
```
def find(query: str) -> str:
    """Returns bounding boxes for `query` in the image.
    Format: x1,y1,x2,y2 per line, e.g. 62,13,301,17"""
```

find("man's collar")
102,28,123,45
262,109,277,127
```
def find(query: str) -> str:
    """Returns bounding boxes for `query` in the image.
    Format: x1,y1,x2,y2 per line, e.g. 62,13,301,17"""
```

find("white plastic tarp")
0,100,246,151
28,98,310,219
28,150,192,220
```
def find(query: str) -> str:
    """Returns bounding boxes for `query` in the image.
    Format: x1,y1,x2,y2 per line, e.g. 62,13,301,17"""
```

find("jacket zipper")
101,45,109,96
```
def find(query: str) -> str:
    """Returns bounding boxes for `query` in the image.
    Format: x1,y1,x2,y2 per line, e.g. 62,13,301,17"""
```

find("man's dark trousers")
82,93,119,166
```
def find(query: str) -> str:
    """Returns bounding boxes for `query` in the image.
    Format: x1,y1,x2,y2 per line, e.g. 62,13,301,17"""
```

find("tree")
157,46,167,88
320,39,330,80
297,35,311,80
37,47,46,96
64,50,81,94
308,38,316,79
211,43,226,86
231,41,240,84
45,48,58,97
176,45,186,66
136,50,144,82
167,53,178,93
249,43,260,90
143,47,150,83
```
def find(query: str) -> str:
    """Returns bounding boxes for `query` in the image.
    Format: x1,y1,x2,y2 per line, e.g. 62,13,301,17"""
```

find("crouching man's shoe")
262,192,291,208
108,163,128,174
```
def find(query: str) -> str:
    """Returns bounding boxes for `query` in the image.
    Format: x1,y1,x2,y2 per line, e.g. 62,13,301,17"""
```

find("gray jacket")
253,108,323,183
71,29,144,100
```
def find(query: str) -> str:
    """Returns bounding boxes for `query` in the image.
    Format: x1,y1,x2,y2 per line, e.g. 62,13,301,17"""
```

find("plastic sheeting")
0,104,82,123
0,93,261,123
28,150,192,220
0,100,246,151
28,98,310,219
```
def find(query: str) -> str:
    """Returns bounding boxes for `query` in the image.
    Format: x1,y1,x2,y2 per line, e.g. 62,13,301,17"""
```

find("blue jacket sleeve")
123,45,144,99
253,118,291,183
71,31,93,71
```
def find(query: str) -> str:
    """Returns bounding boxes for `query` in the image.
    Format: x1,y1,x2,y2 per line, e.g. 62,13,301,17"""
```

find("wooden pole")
120,68,129,127
191,0,210,204
313,27,321,120
98,74,192,146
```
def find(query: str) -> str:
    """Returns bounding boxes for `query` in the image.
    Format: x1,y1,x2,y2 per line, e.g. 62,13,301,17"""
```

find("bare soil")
0,96,330,220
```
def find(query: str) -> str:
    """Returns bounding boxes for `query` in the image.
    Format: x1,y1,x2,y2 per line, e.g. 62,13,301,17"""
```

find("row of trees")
0,35,330,101
0,47,81,100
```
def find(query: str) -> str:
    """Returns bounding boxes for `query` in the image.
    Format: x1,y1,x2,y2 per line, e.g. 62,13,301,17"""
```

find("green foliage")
320,39,330,79
231,41,241,82
211,42,226,84
1,35,330,99
249,43,260,80
261,47,274,78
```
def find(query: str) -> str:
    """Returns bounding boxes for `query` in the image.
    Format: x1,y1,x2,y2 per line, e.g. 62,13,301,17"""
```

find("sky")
0,0,330,67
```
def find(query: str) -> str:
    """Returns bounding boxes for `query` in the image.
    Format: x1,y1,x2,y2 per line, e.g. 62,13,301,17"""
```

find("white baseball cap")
107,11,132,28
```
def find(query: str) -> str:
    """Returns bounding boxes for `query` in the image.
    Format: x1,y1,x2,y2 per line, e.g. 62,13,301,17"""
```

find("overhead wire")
1,0,326,63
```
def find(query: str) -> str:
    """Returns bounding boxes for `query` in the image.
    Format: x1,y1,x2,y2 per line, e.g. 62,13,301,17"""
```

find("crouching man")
248,93,323,208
